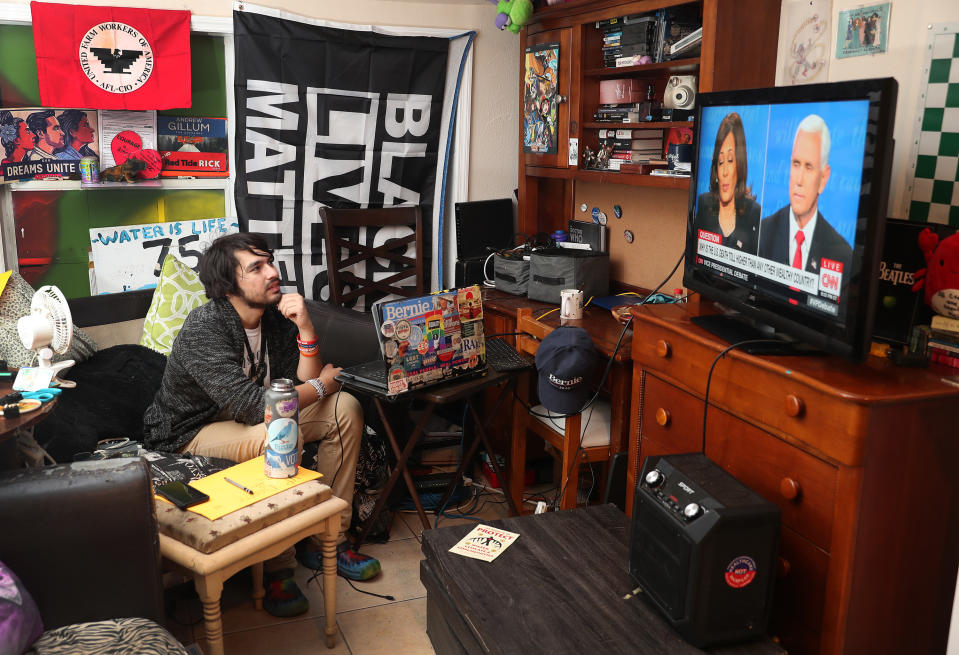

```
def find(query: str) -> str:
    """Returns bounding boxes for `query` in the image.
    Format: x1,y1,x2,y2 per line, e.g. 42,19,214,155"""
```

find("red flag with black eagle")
30,2,191,110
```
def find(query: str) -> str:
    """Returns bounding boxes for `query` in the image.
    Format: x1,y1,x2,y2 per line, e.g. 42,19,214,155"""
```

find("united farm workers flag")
30,2,191,110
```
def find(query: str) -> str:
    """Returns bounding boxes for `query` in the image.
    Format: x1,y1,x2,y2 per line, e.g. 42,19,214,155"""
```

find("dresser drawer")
640,374,704,453
771,527,829,654
706,408,838,551
636,320,868,466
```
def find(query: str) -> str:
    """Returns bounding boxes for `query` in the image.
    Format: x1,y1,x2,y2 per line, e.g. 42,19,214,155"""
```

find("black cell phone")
156,481,210,510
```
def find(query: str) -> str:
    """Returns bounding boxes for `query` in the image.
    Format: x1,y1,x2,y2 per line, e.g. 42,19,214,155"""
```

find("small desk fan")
16,285,77,388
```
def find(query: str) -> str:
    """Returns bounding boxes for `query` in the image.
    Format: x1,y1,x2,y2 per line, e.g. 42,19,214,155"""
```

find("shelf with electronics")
518,0,782,290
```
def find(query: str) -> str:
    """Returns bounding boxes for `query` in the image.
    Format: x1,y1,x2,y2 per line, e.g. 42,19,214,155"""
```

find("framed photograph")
836,3,890,59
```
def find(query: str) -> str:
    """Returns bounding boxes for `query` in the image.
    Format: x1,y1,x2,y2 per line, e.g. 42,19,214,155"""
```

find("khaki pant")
182,391,363,572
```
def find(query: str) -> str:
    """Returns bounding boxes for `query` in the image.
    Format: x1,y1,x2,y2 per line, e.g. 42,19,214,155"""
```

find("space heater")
629,453,780,648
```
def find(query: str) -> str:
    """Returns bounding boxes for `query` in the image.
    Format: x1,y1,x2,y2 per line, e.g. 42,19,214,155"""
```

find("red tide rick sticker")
725,556,758,589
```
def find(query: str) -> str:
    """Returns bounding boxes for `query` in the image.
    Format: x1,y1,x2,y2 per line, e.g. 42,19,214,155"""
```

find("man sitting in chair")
143,232,381,618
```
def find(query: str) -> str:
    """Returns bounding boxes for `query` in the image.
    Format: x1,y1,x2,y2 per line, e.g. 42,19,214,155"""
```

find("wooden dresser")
627,302,959,655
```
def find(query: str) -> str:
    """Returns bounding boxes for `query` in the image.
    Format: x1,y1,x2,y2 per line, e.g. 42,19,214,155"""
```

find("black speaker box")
455,257,488,287
629,453,780,648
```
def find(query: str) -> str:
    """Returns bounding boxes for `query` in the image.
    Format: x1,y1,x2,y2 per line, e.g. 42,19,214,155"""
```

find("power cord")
305,567,395,601
329,389,344,489
700,339,780,452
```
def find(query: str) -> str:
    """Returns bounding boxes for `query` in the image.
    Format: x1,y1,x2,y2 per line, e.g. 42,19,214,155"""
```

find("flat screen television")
682,77,898,360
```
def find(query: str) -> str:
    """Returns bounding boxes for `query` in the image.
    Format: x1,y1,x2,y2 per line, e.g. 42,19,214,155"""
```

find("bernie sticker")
725,556,758,588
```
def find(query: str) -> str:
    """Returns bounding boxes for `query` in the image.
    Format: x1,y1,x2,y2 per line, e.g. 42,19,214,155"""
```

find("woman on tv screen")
694,112,760,254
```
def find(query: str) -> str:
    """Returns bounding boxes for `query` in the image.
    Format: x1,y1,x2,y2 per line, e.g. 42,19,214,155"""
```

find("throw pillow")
0,559,43,655
140,255,208,356
28,617,188,655
0,271,98,370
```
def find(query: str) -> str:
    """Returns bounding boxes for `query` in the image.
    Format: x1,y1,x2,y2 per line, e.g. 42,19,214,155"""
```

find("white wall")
0,0,520,203
778,0,959,219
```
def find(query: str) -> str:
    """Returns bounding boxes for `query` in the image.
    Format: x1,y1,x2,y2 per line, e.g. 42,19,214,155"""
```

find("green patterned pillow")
140,255,208,355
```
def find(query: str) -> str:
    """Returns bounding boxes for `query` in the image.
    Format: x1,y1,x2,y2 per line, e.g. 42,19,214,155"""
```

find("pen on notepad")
225,477,254,495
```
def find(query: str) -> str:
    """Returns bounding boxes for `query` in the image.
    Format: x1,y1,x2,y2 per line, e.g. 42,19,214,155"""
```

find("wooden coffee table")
420,504,784,654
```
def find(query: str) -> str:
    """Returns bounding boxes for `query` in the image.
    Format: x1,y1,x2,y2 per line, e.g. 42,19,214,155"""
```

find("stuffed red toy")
911,227,959,318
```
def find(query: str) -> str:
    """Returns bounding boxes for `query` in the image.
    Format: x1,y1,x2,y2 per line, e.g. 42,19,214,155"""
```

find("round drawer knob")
778,557,791,578
656,340,671,358
655,408,671,427
780,477,801,500
785,394,805,417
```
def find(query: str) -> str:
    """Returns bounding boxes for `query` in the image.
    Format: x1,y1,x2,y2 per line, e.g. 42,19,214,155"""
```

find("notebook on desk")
336,285,488,396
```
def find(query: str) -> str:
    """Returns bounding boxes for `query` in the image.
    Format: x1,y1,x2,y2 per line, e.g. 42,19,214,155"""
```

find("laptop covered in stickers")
336,285,487,396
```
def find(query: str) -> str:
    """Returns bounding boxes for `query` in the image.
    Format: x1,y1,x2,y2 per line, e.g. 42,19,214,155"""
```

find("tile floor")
163,490,521,655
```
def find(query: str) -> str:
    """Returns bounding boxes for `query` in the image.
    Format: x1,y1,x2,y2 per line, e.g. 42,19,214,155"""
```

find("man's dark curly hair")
198,232,274,299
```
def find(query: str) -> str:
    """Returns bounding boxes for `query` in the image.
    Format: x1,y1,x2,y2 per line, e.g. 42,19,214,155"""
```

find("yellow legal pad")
156,456,322,521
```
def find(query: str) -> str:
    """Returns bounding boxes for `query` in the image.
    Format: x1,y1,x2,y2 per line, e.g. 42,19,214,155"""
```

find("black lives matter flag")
234,6,460,306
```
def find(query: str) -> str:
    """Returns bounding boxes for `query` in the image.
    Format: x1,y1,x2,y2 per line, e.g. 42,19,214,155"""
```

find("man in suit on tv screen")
758,114,852,279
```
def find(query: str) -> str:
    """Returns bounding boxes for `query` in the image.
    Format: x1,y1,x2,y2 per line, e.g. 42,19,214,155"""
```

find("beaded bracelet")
307,377,327,400
297,334,319,357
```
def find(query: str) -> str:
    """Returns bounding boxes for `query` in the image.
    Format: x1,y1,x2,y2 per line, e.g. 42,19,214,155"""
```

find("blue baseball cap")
535,326,597,415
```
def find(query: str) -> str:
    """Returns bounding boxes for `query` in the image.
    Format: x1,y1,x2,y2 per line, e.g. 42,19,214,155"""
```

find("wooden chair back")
320,205,425,308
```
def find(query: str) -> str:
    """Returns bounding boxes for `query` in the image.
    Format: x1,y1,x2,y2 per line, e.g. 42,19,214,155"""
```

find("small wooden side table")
156,481,347,655
0,372,59,469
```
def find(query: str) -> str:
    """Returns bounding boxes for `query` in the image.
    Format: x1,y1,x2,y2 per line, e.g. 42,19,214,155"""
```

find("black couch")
0,458,165,630
35,293,381,463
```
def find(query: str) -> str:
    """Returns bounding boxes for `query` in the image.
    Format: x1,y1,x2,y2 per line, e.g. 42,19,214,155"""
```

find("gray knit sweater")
142,297,300,453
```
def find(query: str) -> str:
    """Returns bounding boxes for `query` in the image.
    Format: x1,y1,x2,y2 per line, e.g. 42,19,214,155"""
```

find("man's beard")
239,284,281,309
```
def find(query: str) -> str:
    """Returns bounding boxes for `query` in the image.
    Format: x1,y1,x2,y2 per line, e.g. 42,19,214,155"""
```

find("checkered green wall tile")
932,180,953,204
930,58,952,83
941,132,959,157
924,108,944,131
948,84,959,108
910,30,959,224
916,154,938,178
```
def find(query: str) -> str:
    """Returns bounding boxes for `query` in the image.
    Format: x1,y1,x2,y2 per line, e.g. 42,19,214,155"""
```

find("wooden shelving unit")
583,56,700,78
517,0,783,290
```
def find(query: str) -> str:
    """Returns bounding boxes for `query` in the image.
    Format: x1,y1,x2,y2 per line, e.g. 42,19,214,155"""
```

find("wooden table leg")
509,371,531,514
323,513,339,648
194,574,225,655
251,562,264,611
354,399,435,548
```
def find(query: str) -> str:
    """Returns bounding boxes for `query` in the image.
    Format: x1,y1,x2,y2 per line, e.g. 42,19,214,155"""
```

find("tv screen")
683,78,898,360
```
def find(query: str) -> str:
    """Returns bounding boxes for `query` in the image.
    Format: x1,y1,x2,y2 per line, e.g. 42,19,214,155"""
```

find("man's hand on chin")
278,293,315,337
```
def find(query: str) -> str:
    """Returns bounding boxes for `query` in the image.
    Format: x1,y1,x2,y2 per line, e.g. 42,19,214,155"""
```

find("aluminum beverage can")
79,157,99,184
264,378,299,478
